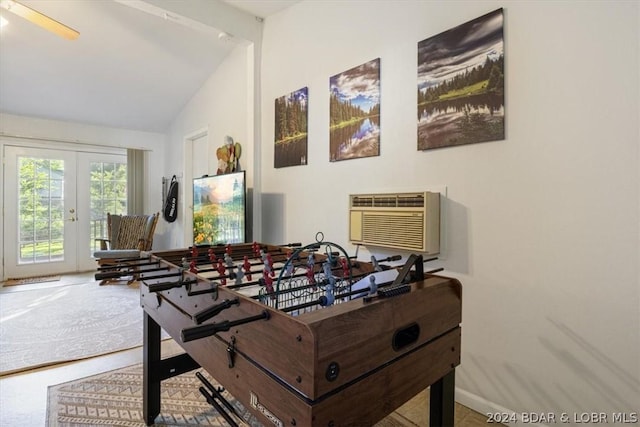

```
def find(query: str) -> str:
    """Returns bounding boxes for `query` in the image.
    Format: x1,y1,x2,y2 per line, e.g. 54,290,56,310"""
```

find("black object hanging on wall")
163,175,179,223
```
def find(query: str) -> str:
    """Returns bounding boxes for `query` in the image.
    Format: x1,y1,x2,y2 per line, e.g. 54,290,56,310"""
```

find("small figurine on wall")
216,135,242,174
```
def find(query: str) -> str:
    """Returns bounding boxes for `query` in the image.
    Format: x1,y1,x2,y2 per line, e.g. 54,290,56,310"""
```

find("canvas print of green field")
418,8,504,150
274,87,308,168
329,58,381,162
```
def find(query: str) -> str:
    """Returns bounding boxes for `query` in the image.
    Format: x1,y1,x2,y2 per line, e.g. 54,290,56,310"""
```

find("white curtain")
127,149,145,214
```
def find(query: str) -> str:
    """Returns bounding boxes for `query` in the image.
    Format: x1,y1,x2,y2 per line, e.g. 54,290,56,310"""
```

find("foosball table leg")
143,312,161,426
429,369,455,427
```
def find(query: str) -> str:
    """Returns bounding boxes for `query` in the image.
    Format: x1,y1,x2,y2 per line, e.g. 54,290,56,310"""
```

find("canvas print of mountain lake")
418,8,504,150
330,58,381,161
274,87,308,168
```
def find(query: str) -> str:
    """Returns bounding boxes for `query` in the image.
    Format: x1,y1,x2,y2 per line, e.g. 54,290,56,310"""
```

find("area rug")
0,282,148,376
47,365,262,427
46,364,420,427
4,275,61,286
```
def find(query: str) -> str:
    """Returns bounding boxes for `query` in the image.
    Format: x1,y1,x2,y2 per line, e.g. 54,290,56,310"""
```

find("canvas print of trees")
274,87,308,168
329,58,381,162
417,8,504,150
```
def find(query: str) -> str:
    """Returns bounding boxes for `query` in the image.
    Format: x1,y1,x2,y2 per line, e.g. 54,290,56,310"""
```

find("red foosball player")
263,270,275,298
340,257,349,278
307,253,316,287
252,241,260,258
306,265,316,286
225,244,232,257
208,248,215,261
191,246,198,259
189,260,198,273
217,259,226,286
243,256,252,281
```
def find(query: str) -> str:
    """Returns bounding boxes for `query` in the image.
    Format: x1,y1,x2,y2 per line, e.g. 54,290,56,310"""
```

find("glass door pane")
3,146,77,278
76,152,127,272
17,157,66,263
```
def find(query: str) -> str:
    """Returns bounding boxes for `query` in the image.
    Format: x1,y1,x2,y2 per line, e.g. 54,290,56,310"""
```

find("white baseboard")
455,387,549,427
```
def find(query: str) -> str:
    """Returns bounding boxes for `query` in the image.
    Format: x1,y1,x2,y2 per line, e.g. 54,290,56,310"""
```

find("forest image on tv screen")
193,172,245,245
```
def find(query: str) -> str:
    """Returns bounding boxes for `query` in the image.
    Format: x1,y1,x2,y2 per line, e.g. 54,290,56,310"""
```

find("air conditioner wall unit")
349,191,440,254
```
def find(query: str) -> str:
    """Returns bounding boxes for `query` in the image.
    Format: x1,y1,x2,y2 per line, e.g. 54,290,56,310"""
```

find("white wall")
0,112,166,277
163,44,253,249
259,0,639,420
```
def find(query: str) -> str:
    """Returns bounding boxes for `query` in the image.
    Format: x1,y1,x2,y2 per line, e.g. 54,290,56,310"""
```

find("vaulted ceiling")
0,0,298,133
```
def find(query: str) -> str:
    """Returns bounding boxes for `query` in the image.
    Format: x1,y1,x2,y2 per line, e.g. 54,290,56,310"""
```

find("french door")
3,146,126,279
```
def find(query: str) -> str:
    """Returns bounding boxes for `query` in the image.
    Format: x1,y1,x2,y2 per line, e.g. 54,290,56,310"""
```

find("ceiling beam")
116,0,262,44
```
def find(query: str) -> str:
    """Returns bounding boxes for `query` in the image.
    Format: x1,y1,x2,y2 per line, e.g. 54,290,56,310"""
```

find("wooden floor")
0,273,493,427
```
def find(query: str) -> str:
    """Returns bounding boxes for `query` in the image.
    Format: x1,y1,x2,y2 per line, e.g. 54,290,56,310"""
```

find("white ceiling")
0,0,298,133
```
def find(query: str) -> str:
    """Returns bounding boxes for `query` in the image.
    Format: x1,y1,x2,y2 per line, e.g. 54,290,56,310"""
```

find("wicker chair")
94,212,159,285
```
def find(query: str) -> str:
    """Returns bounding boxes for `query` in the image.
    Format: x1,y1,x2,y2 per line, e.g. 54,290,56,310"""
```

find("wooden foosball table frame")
127,242,461,427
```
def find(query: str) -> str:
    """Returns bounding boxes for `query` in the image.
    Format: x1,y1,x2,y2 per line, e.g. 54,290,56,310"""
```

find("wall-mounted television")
193,171,246,245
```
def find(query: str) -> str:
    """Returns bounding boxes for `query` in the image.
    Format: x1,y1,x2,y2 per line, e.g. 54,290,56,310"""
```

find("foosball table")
97,240,462,426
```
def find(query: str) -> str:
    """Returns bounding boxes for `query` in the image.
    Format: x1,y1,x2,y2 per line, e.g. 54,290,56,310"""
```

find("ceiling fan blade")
0,0,79,40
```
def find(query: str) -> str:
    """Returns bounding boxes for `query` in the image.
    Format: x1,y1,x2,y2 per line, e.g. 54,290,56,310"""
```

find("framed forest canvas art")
417,8,505,150
274,87,308,168
329,58,381,162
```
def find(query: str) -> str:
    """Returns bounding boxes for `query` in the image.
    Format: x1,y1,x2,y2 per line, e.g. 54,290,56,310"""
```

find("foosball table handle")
181,311,271,342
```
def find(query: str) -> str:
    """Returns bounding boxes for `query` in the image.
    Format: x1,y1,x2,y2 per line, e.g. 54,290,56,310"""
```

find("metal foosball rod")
198,386,239,427
140,269,185,281
96,255,151,265
94,265,171,281
97,259,158,270
195,372,248,427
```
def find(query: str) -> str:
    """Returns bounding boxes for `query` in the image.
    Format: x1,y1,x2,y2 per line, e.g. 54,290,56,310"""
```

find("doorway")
3,145,127,279
182,128,209,246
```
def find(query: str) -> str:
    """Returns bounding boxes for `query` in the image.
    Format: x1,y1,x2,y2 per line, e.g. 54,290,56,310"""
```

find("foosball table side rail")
142,304,460,427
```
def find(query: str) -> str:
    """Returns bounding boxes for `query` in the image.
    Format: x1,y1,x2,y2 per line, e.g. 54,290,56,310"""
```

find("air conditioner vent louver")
349,192,440,254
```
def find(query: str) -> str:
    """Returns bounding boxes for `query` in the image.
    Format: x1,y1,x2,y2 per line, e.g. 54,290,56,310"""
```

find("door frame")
1,138,126,280
182,127,209,247
3,146,78,278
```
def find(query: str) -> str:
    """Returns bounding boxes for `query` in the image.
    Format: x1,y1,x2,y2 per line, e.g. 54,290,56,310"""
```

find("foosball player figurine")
263,270,275,297
234,268,245,286
340,257,349,278
266,253,275,278
243,256,252,281
217,259,226,286
307,252,316,287
285,250,294,276
368,275,378,296
322,262,336,306
224,253,234,268
189,260,198,273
